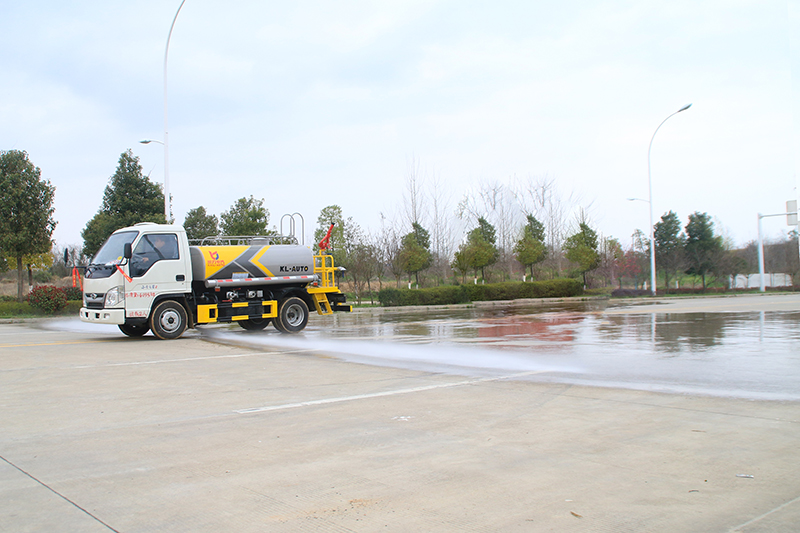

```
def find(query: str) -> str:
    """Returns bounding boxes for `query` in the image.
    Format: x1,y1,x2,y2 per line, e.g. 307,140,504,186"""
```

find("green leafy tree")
313,204,351,281
410,221,431,250
22,252,53,288
183,206,219,240
220,196,270,236
468,237,498,281
513,214,547,280
475,217,497,247
314,205,346,255
398,222,432,287
82,150,165,257
684,211,724,290
455,217,499,281
0,150,57,301
563,222,600,287
654,211,685,292
451,248,470,284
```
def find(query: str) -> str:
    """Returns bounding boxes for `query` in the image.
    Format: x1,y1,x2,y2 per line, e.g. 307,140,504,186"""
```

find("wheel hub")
285,304,303,326
160,309,181,333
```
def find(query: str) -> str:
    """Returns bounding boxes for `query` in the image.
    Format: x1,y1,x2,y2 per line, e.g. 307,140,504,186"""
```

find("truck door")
125,233,189,320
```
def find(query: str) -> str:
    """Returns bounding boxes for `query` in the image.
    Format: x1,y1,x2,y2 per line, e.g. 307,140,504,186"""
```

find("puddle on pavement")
293,301,800,401
44,300,800,401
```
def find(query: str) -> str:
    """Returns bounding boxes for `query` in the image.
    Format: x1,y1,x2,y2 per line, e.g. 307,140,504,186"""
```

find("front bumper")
79,307,126,325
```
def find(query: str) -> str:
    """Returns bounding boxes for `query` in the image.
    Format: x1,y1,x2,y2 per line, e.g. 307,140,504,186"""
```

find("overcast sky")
2,0,798,250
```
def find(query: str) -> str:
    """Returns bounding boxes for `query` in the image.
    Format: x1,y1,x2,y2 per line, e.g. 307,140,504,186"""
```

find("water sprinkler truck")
79,222,350,339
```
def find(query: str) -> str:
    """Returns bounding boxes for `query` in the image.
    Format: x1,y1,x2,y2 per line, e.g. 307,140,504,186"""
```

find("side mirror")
123,243,132,259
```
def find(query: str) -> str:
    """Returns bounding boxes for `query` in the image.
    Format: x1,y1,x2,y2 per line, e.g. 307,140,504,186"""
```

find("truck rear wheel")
239,318,271,331
274,297,309,333
119,323,149,337
150,300,188,340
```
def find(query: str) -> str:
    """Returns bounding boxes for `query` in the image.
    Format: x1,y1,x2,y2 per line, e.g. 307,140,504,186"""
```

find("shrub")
27,285,68,314
379,286,471,307
378,279,583,307
33,270,53,283
0,301,33,317
63,286,83,301
65,301,83,314
611,289,651,297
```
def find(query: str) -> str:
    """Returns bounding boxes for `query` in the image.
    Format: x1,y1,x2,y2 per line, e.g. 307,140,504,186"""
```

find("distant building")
730,273,793,289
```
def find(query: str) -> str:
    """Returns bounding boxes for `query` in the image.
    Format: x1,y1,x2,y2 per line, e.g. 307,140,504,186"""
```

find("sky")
2,0,798,251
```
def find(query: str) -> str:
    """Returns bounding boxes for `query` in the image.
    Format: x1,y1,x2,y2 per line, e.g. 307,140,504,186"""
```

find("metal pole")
758,213,766,292
163,0,187,222
757,211,795,292
647,167,656,296
647,103,691,296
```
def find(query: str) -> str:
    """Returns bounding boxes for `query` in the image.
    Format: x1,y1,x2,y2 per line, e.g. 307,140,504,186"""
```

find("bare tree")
402,155,426,228
593,235,623,288
428,171,456,285
482,182,519,279
377,212,404,288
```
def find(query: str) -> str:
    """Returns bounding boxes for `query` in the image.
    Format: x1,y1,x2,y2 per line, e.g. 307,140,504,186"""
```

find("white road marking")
235,370,546,414
72,351,278,368
0,330,63,336
729,493,800,532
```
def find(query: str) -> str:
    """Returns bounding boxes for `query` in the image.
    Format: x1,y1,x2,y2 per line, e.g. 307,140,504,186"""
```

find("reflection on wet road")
295,296,800,401
47,295,798,401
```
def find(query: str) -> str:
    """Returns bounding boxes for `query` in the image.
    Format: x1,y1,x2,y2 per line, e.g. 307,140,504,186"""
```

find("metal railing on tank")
189,234,298,246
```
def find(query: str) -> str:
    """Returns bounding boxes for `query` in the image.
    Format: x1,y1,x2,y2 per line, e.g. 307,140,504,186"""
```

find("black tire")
149,300,188,340
274,297,309,334
119,323,149,337
239,318,271,331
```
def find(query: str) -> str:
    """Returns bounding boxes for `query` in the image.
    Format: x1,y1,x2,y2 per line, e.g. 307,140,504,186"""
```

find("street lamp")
646,103,692,296
139,138,167,219
162,0,187,223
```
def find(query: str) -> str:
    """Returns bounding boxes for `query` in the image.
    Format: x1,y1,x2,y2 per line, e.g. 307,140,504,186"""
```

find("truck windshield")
91,231,138,265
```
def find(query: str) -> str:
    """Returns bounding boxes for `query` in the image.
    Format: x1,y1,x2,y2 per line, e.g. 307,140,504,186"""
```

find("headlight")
104,286,125,307
82,292,87,306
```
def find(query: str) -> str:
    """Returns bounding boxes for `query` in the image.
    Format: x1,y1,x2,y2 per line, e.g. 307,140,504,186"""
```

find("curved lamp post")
647,103,692,296
146,0,187,223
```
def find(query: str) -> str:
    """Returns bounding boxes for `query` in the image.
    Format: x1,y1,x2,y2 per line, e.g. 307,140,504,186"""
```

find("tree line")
2,150,798,303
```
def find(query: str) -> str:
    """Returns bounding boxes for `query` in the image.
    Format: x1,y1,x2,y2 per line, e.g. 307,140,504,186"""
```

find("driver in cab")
131,234,178,277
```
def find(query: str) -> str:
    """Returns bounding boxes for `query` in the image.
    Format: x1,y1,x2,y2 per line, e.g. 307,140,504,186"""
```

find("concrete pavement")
1,302,798,532
603,293,800,314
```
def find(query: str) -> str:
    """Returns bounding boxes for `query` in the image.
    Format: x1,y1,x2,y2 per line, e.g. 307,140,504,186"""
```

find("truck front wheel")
274,297,309,333
150,300,188,340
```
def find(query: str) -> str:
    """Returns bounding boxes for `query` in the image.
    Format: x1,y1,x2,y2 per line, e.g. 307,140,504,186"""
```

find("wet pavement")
202,294,800,402
40,294,800,401
40,294,800,400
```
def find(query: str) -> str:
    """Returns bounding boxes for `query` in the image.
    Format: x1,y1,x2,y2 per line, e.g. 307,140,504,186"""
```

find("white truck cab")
80,223,192,337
